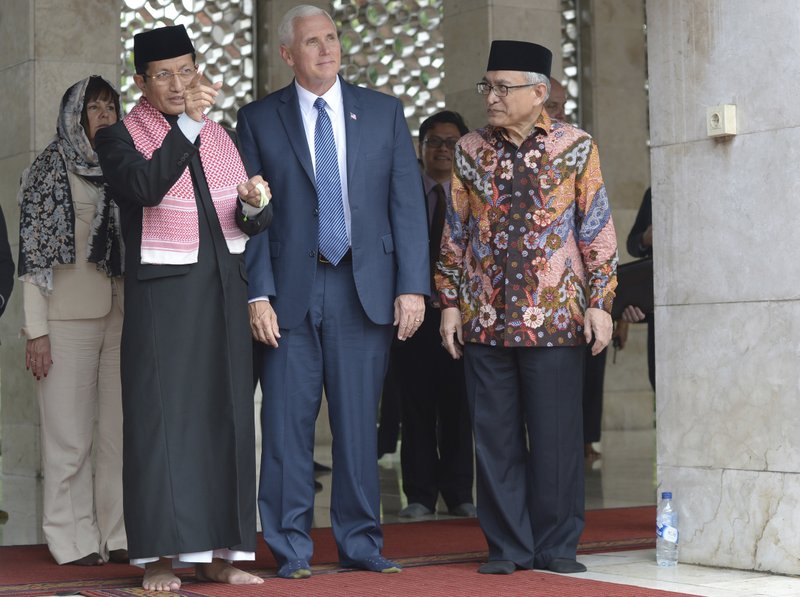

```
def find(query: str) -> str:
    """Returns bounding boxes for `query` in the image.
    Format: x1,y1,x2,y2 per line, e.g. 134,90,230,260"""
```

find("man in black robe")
96,25,271,593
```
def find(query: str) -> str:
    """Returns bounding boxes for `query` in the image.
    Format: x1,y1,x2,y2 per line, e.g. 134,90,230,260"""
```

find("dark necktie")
313,97,348,265
429,183,447,304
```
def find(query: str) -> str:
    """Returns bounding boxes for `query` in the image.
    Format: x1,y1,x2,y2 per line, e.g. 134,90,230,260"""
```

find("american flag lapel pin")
350,112,357,120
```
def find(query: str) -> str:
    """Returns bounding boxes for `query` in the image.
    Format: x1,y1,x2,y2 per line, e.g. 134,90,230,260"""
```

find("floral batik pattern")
436,111,617,348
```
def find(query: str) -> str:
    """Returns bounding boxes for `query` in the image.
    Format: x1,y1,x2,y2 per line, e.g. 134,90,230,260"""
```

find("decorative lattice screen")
121,0,255,127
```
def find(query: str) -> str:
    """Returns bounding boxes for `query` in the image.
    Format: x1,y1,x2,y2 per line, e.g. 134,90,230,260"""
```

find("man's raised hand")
184,71,222,122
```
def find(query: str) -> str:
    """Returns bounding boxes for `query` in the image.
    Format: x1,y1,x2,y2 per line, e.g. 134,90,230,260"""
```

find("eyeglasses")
476,82,537,97
423,137,458,149
143,65,198,85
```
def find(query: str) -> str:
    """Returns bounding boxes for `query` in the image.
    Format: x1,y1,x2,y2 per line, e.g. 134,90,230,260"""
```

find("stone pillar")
647,0,800,574
442,0,563,131
0,0,122,545
580,2,654,441
581,0,650,208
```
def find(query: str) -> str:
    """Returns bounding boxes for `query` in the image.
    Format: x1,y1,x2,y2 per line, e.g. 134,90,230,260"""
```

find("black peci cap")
486,40,552,78
133,24,195,73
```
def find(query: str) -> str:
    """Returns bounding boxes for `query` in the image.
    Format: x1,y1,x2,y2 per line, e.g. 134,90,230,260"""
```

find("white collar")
295,77,343,118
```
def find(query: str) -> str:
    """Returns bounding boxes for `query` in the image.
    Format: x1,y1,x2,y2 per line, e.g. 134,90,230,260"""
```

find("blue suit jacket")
237,78,430,329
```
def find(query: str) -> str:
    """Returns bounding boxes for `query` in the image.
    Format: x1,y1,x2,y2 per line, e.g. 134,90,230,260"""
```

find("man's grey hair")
524,71,551,100
278,5,336,46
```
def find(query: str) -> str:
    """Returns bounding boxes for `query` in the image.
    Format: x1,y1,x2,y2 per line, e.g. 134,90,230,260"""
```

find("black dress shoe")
344,554,401,573
546,558,586,574
277,559,312,579
448,503,477,517
478,560,516,574
109,549,129,564
67,552,104,566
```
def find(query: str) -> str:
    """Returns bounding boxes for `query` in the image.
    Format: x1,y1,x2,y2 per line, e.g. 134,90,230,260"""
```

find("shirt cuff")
241,199,266,217
248,296,270,303
440,294,459,309
177,113,205,142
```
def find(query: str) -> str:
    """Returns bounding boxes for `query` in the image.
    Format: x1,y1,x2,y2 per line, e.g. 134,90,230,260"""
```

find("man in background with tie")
386,111,475,520
237,4,429,579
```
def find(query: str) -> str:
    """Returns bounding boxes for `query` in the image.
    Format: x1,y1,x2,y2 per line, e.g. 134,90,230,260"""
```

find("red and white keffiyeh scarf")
124,97,248,264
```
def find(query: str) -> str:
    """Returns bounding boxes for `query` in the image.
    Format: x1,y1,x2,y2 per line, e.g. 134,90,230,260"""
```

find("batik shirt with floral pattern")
435,111,617,348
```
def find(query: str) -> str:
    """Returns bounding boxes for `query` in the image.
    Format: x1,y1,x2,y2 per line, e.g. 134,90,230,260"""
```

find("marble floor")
2,428,799,595
572,549,800,597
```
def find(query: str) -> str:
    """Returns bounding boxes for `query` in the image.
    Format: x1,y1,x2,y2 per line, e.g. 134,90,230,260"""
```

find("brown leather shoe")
109,549,129,564
67,552,104,566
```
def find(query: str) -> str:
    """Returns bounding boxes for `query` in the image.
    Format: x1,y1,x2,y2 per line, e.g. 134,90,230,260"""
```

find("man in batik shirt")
436,40,617,576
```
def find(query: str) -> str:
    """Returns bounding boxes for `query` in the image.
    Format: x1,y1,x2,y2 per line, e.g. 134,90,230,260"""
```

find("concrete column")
0,0,122,545
581,0,650,208
580,1,654,447
648,0,800,574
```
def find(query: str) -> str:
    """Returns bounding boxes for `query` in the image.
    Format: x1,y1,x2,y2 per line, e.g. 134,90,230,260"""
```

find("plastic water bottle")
656,491,679,566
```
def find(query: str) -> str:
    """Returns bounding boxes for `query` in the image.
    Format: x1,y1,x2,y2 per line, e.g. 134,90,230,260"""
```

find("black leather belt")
318,249,352,264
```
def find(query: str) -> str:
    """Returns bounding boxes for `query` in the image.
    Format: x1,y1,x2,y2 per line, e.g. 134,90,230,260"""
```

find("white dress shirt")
295,77,352,242
248,79,352,305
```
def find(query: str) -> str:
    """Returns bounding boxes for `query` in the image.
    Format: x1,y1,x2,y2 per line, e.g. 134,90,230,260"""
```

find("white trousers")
130,548,255,568
37,295,126,563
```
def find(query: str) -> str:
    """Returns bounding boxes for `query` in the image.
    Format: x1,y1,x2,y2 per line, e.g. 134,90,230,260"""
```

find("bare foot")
196,558,264,585
143,558,181,592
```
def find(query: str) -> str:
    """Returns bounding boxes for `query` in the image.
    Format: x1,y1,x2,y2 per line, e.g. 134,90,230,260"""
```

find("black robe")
95,119,271,559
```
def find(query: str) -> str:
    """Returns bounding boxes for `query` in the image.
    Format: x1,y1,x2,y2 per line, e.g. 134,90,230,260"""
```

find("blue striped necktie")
313,97,349,265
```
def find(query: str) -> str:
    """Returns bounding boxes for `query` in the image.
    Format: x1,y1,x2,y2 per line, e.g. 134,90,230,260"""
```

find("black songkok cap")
134,24,195,73
486,40,552,78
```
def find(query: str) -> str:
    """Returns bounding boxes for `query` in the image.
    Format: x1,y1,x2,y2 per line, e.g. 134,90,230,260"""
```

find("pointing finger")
188,69,202,88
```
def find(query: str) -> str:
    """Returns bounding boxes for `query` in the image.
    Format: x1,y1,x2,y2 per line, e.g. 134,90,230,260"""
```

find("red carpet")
80,564,696,597
0,506,665,596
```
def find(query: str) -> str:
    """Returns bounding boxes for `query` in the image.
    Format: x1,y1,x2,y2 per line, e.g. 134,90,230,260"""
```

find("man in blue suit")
237,5,429,579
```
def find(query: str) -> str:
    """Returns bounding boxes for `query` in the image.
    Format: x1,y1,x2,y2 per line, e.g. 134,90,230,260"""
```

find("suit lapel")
341,80,361,190
277,83,315,185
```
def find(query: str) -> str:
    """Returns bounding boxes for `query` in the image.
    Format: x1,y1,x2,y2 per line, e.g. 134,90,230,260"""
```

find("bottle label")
657,523,679,544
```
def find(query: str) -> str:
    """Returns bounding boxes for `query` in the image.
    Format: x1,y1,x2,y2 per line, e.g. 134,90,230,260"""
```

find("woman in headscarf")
18,75,127,566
